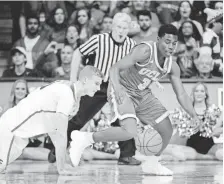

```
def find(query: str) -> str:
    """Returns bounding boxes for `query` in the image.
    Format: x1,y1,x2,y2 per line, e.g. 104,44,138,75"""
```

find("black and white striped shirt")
79,32,136,82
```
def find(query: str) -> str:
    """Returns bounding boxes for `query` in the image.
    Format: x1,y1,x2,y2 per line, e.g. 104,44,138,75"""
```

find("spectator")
194,47,222,79
202,10,222,62
14,14,58,77
2,79,29,113
98,15,113,34
149,1,179,25
52,45,73,79
165,83,223,161
44,7,68,44
19,1,67,38
210,1,223,12
174,20,201,78
73,8,94,44
133,10,158,43
2,47,42,78
65,24,81,50
172,1,204,36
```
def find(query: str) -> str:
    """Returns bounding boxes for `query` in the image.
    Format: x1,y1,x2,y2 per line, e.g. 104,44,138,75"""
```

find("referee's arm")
70,35,99,82
70,49,83,82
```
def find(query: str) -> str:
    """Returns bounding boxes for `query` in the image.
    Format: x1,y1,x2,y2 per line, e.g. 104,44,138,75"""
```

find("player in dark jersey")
69,24,201,175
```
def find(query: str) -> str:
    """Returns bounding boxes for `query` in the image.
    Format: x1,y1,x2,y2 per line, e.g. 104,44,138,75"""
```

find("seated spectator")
112,0,160,36
1,79,29,113
174,20,201,78
133,10,158,43
210,1,223,12
97,15,113,34
149,1,179,25
202,9,222,63
44,7,68,44
65,24,81,50
164,83,223,161
2,47,42,78
19,1,67,38
73,8,94,44
14,14,58,77
194,47,222,79
52,45,73,79
172,1,204,36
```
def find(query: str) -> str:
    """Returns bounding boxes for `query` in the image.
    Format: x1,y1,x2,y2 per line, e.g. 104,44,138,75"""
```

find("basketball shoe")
141,156,173,176
69,131,94,166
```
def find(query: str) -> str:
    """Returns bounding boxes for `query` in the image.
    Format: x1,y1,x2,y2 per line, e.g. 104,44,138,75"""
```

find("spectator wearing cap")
14,14,58,77
1,47,41,78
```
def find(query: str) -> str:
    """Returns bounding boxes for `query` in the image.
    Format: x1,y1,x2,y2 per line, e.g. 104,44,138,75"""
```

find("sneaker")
118,156,141,165
69,131,93,166
141,156,173,176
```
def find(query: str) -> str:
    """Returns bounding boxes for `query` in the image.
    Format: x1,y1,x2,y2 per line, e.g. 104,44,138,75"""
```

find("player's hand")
115,87,126,105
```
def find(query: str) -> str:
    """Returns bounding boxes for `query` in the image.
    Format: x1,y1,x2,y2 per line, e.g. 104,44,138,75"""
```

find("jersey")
120,41,173,98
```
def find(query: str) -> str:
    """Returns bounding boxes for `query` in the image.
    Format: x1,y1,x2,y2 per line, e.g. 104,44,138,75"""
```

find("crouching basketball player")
69,25,201,175
0,66,103,175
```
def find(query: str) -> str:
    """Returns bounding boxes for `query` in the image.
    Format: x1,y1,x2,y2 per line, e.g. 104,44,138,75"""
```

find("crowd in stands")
0,0,222,80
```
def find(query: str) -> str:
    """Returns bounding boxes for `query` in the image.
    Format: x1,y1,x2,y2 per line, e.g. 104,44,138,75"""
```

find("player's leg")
136,94,173,155
69,85,138,166
68,83,108,141
135,93,173,175
19,147,50,161
208,143,223,160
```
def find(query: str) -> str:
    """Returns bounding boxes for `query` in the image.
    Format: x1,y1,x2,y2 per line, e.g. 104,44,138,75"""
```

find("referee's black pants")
68,82,136,158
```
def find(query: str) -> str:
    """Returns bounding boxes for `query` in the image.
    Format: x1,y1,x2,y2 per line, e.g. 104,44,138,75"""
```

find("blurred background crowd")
0,0,223,80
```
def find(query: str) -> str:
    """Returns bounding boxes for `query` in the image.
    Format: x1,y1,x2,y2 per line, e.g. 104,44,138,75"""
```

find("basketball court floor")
0,160,222,184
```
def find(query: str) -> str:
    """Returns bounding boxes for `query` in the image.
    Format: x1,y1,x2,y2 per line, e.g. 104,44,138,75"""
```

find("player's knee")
121,118,138,139
215,149,223,161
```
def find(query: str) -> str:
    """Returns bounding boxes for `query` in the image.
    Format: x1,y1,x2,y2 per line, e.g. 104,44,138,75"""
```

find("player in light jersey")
0,66,103,175
69,25,201,175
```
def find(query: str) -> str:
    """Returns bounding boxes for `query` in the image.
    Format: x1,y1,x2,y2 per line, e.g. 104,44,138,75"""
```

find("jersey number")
138,78,151,90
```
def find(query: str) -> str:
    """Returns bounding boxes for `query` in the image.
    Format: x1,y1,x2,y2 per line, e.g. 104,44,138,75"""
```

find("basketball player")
69,24,201,175
0,66,103,175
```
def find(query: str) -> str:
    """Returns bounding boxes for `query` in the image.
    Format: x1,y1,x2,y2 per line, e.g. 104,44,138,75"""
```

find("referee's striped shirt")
79,32,136,82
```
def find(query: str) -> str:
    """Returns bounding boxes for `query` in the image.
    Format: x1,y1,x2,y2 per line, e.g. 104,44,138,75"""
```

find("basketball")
134,128,163,156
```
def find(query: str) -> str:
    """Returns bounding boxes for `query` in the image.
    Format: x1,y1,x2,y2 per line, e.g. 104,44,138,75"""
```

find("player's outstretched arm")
48,113,76,175
169,62,200,131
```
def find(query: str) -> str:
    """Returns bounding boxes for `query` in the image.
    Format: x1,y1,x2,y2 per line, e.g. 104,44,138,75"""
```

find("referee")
69,13,140,165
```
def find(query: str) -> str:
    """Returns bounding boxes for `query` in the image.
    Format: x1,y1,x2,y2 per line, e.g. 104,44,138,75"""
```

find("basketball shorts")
107,83,170,127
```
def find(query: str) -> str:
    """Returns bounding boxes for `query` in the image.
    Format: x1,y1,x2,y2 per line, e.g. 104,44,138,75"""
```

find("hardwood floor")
0,160,222,184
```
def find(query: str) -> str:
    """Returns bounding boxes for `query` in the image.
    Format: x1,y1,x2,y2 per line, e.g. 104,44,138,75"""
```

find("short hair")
112,12,132,25
137,10,152,20
158,24,178,38
78,66,104,80
26,13,40,25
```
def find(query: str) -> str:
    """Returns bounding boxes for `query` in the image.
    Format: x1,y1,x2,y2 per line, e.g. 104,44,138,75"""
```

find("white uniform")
0,81,79,167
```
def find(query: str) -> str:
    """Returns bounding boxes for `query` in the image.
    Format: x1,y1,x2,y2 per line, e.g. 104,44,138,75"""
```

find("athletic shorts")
107,82,169,127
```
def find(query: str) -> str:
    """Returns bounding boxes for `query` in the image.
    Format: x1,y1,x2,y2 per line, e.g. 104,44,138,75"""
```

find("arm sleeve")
79,34,99,56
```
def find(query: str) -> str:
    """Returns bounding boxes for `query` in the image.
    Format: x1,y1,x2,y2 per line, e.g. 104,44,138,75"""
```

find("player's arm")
50,85,77,174
109,44,151,90
168,61,200,130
